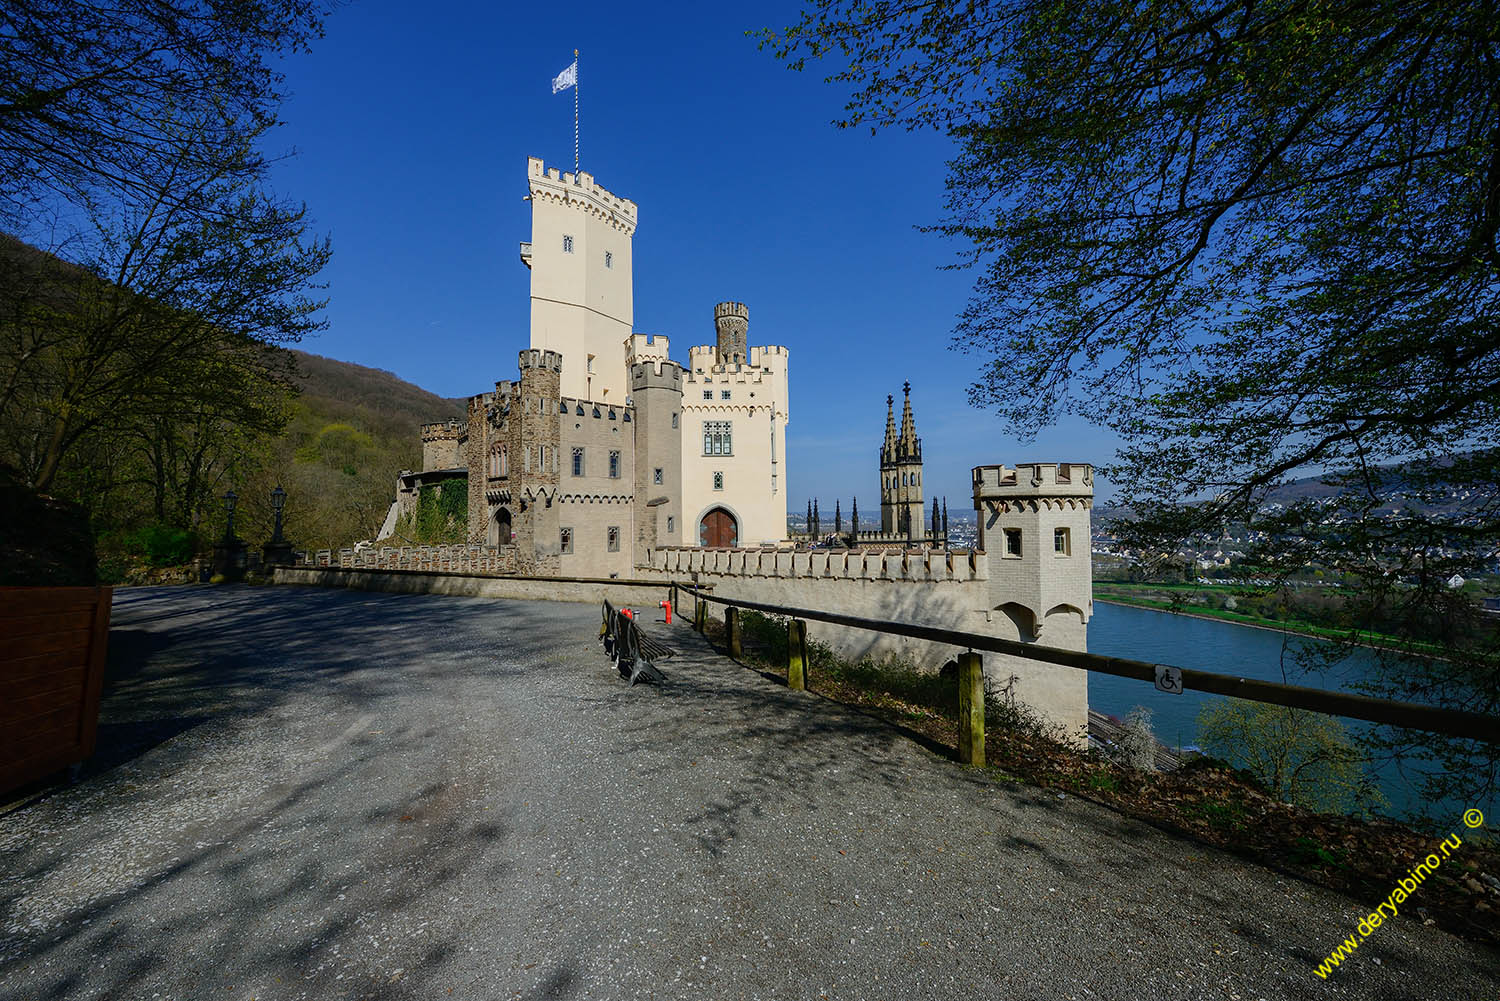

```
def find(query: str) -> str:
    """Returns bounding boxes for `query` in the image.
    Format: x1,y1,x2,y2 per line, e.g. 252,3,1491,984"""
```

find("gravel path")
0,584,1494,1000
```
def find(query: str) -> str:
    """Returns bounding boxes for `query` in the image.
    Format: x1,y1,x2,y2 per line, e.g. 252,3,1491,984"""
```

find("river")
1085,601,1487,824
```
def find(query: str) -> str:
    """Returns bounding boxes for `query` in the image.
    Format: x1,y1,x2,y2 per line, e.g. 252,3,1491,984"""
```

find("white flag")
551,60,577,94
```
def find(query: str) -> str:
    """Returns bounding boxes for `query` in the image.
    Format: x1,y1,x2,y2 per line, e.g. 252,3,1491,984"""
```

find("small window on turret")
720,390,731,400
605,251,613,268
653,468,663,485
1054,528,1071,556
703,390,712,400
1004,528,1022,558
671,413,679,428
562,235,574,253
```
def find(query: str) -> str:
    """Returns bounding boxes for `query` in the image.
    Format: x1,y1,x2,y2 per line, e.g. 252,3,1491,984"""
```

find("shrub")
1120,706,1159,772
126,522,197,566
1197,699,1386,814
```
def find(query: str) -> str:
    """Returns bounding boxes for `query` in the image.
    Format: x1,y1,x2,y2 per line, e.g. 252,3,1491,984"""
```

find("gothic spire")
899,381,918,448
883,393,897,451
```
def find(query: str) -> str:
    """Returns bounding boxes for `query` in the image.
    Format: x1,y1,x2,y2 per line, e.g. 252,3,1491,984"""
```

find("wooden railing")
675,585,1498,746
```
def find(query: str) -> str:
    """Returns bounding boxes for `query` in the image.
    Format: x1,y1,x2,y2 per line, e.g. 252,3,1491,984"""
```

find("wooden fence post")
693,594,707,632
787,619,808,691
957,651,984,765
726,606,741,657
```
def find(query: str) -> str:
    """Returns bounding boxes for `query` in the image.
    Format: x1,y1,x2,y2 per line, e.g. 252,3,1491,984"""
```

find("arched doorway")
699,507,738,548
489,506,512,547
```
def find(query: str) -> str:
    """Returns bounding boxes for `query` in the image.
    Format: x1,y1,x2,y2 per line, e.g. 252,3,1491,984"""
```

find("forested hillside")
241,351,468,554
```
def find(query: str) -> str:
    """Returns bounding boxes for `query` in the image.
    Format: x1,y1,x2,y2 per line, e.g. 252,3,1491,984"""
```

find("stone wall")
640,545,1088,743
297,544,518,576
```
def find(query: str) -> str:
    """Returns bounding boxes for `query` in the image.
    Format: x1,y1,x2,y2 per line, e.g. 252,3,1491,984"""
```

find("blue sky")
266,0,1120,510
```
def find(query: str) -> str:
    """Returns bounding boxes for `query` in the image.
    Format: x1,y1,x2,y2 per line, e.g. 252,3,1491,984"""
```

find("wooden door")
699,508,738,548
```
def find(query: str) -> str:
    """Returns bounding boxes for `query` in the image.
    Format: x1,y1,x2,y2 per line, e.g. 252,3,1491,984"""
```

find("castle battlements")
684,344,789,376
649,545,986,583
713,301,750,322
518,348,564,373
559,396,632,421
421,419,464,442
973,462,1094,498
629,358,684,391
625,333,671,364
528,156,638,235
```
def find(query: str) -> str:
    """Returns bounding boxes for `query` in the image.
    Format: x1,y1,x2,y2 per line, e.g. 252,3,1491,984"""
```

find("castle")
377,156,1096,737
395,158,789,578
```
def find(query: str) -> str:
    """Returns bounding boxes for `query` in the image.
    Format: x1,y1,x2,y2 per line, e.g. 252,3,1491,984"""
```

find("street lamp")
270,485,286,543
223,489,238,541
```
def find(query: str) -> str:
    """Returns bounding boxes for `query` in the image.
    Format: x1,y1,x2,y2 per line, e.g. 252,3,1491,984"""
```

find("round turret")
714,301,749,366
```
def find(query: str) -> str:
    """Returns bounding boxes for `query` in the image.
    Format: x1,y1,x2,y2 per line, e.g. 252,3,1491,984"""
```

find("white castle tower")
680,303,790,548
521,156,636,402
972,463,1094,645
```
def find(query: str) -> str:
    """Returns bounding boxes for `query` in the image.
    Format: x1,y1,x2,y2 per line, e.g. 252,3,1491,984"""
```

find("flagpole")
573,48,580,175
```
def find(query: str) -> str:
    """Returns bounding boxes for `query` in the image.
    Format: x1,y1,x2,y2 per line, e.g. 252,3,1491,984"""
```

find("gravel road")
0,584,1494,1000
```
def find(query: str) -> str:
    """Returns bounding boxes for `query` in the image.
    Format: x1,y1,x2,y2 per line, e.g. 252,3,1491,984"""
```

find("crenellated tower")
629,354,685,565
522,157,637,402
880,382,925,538
714,302,749,366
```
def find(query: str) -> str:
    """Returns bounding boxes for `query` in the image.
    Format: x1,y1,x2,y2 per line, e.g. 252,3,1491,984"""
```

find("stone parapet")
648,546,986,583
296,544,519,576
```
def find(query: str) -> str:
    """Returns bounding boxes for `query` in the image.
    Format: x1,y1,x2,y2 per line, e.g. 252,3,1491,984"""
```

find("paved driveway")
0,585,1494,1000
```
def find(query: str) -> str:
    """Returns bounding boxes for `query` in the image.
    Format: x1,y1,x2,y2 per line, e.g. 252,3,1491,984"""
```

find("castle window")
667,516,675,533
720,390,731,400
607,526,620,552
671,413,678,428
572,447,584,476
562,234,574,253
499,447,507,476
587,354,595,373
713,472,724,491
560,527,573,554
653,467,663,485
609,451,621,478
1004,528,1022,558
559,400,567,413
703,390,712,400
703,420,732,456
605,250,613,268
1054,527,1071,556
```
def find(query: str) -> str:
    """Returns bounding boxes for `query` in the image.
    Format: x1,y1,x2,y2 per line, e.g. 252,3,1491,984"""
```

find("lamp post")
223,489,238,541
213,489,247,582
263,484,295,568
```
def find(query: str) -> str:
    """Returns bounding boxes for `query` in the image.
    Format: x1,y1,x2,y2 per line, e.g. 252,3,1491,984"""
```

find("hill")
289,350,466,435
265,351,468,551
